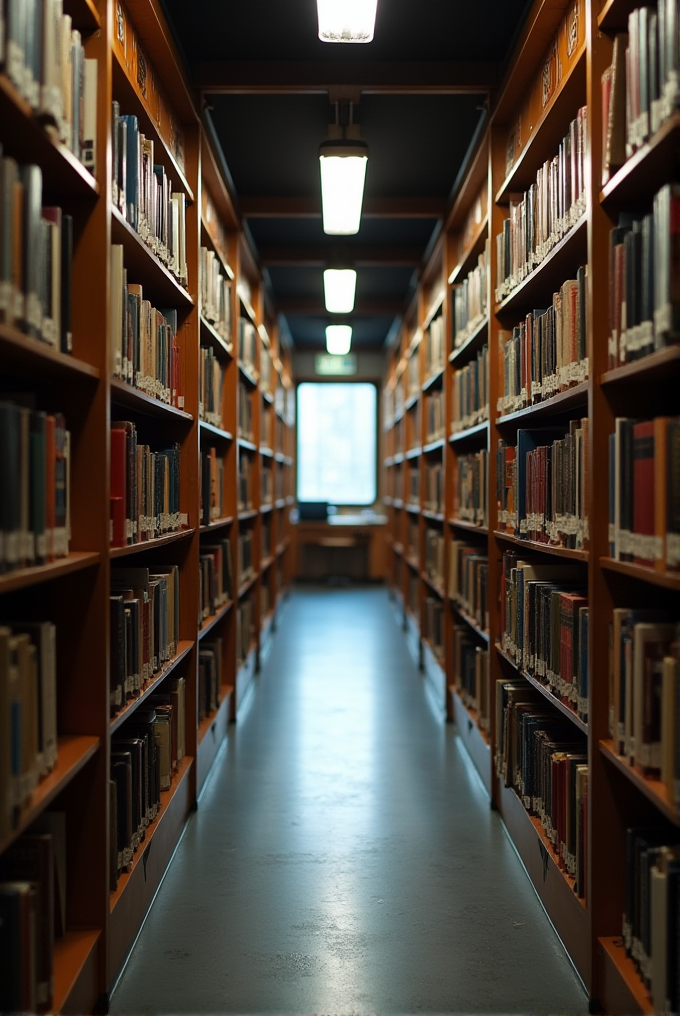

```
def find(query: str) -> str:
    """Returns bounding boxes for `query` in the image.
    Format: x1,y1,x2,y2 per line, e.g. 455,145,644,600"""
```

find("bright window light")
297,383,377,504
317,0,378,43
326,324,352,355
323,269,357,313
319,153,368,234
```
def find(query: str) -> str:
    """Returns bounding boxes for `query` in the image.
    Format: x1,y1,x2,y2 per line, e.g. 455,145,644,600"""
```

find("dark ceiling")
160,0,532,351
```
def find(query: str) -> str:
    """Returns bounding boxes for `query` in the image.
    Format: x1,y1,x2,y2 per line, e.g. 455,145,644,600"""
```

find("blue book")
121,115,140,232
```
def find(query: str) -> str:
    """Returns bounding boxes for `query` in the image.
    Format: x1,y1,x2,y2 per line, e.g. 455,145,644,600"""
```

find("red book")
632,419,655,567
110,428,127,547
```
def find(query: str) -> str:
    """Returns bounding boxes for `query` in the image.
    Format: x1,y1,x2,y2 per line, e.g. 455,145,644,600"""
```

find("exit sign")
315,353,357,376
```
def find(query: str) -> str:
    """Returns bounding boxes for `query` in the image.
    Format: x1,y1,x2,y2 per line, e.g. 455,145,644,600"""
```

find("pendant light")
317,0,378,43
319,102,368,235
323,268,357,313
326,324,352,355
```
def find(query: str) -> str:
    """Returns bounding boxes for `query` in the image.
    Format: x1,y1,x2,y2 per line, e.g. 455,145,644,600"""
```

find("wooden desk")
291,516,388,581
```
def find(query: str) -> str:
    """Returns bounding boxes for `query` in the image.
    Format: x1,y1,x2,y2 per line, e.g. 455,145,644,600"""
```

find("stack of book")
451,344,489,433
496,270,587,416
607,189,680,370
198,641,221,722
199,346,224,428
424,527,445,590
199,539,232,621
110,255,183,407
112,106,187,285
610,416,680,569
3,2,97,172
448,542,489,633
495,682,588,898
110,423,185,548
453,626,490,728
451,240,489,351
199,246,232,346
0,401,71,572
109,565,180,715
424,390,445,442
200,446,225,525
0,159,74,351
452,449,488,528
495,109,587,302
500,551,588,722
261,516,271,559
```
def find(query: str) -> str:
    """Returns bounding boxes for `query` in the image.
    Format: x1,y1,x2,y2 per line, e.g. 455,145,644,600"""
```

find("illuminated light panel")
325,324,352,355
317,0,378,43
323,269,357,313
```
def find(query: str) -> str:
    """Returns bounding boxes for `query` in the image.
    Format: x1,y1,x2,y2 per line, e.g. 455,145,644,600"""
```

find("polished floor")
110,587,588,1015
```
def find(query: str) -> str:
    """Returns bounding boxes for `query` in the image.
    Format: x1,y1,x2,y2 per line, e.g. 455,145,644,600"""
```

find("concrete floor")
110,586,588,1015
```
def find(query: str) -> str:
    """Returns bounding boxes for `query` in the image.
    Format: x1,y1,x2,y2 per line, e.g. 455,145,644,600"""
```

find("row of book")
449,542,489,634
408,571,419,619
261,405,274,450
0,157,73,351
111,106,188,286
407,519,419,562
199,345,225,429
238,452,252,511
111,683,186,887
200,246,232,348
407,466,419,506
496,269,587,416
451,344,489,433
238,530,255,587
200,446,226,526
236,598,254,666
0,814,65,1013
609,416,679,570
424,315,446,380
452,449,488,529
199,640,222,723
260,343,273,395
607,189,680,370
496,421,590,550
200,537,233,623
406,401,421,449
424,527,445,591
424,390,445,443
0,623,58,843
424,461,443,515
500,552,588,723
495,682,588,898
609,611,679,795
238,317,257,376
495,108,587,302
238,381,254,442
262,516,272,560
407,344,420,397
451,240,489,351
110,248,183,408
109,565,180,716
452,628,490,731
262,461,273,504
424,596,444,662
623,825,680,1012
1,2,96,172
110,422,186,548
0,400,71,573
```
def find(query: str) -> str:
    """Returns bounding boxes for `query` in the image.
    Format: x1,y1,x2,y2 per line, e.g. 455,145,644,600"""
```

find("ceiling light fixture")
317,0,378,43
326,324,352,355
319,104,368,235
323,268,357,313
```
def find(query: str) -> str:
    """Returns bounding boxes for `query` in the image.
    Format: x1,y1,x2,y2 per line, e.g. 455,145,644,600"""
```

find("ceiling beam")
276,298,403,316
259,246,421,267
240,196,445,219
196,60,498,95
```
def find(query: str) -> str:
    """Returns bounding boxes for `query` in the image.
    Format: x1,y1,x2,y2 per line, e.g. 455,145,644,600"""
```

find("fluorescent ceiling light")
317,0,378,43
326,324,352,355
319,139,368,235
324,269,357,313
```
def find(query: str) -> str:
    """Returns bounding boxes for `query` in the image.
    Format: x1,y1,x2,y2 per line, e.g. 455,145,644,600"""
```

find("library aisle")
109,586,586,1015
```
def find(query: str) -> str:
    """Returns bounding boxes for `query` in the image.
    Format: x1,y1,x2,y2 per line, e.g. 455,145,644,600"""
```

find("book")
0,833,54,1009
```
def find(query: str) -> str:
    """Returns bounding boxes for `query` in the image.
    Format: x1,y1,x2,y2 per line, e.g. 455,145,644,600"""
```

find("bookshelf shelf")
275,452,287,464
0,74,100,200
200,218,235,280
198,690,233,749
109,377,193,421
449,316,489,366
52,929,101,1016
199,420,234,442
275,499,286,510
596,0,641,31
110,207,193,308
200,516,234,533
237,436,258,453
423,437,446,453
421,572,446,599
275,539,290,557
393,542,404,556
422,510,445,522
199,602,234,640
262,390,274,404
405,504,420,515
238,573,258,599
238,362,259,388
0,324,101,380
404,391,419,412
0,735,100,856
260,503,274,514
495,214,588,318
449,421,489,444
448,688,492,793
495,642,588,734
393,452,405,464
448,518,489,535
451,603,490,643
200,315,233,360
260,446,274,458
64,0,102,30
599,557,680,591
0,552,101,595
495,381,589,426
405,446,422,460
393,499,406,509
238,509,258,522
110,529,194,559
261,555,274,572
599,741,680,826
494,530,589,562
597,937,654,1016
448,215,488,285
110,641,195,733
406,555,420,572
600,112,680,207
600,345,680,386
422,367,445,392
